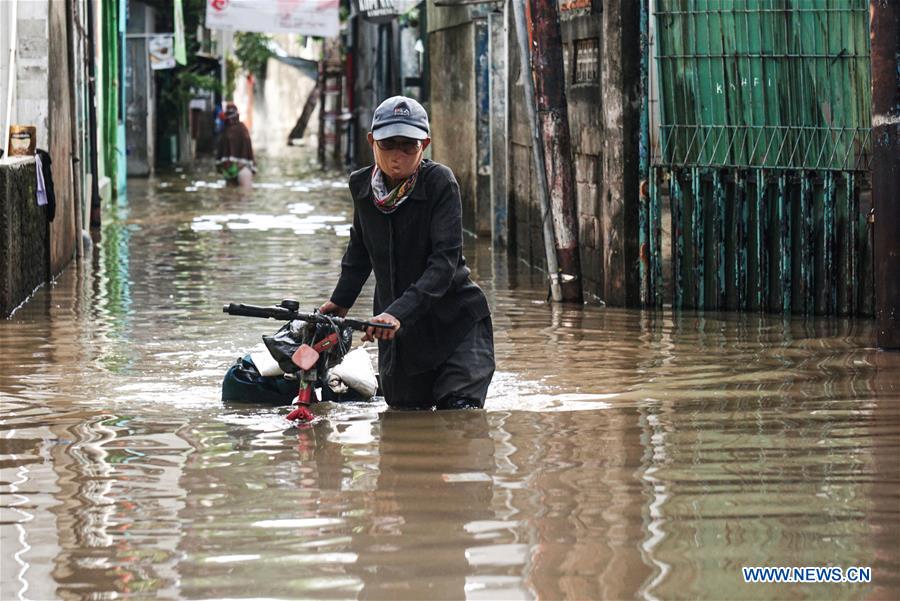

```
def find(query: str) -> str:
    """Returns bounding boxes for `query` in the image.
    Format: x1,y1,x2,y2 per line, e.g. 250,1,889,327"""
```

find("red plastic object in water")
286,404,315,422
291,344,319,370
286,386,315,422
297,386,313,404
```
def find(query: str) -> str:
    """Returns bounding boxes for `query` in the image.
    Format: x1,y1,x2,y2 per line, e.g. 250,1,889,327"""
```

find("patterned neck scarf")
371,166,418,214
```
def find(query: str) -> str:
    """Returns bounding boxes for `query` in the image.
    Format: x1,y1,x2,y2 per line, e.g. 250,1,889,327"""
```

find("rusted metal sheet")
778,173,790,313
754,169,768,312
800,174,813,313
650,170,662,308
823,171,836,314
692,167,704,310
639,0,650,306
671,169,685,308
712,169,726,309
735,172,748,311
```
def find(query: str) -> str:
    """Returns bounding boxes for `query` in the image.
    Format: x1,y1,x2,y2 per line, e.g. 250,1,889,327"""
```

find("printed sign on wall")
149,35,176,70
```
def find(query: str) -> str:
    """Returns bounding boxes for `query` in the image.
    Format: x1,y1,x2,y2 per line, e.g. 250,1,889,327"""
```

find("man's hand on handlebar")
362,313,400,342
319,300,349,318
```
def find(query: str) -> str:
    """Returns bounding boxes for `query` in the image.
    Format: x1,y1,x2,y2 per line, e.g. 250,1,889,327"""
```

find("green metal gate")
644,0,873,315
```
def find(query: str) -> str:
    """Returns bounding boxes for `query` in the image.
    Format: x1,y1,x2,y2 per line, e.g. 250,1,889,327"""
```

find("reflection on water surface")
1,157,898,600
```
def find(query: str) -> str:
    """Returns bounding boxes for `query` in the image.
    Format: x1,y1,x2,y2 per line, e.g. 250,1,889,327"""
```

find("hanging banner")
355,0,419,23
205,0,340,37
149,35,176,70
174,0,187,64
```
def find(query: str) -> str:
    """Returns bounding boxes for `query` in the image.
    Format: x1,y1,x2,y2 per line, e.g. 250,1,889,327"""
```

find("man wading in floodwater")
319,96,495,409
216,103,256,187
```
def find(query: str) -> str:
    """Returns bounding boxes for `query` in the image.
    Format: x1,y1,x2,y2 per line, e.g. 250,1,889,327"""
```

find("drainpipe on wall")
66,0,83,257
86,0,101,227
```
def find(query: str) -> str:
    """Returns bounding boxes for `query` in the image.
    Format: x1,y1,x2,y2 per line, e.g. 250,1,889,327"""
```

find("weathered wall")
562,10,603,297
351,18,406,168
0,160,49,316
507,14,543,271
10,1,51,150
352,17,379,167
506,1,640,304
488,7,509,246
48,0,77,275
599,0,641,307
428,22,478,235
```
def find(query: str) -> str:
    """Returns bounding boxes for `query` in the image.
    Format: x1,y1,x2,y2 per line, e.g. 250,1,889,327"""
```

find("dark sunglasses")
375,137,422,154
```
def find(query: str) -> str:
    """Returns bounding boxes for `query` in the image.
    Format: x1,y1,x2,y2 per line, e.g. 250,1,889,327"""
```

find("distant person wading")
216,103,256,187
320,96,495,410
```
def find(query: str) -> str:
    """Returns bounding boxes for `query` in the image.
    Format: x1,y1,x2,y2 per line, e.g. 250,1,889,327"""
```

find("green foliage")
156,0,221,114
226,57,240,98
234,33,274,79
159,71,221,111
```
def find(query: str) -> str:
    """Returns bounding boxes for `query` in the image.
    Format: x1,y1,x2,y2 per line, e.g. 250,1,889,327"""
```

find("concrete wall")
0,159,49,316
48,0,77,275
427,1,496,238
598,0,641,307
428,22,478,235
563,8,603,298
506,17,544,271
352,17,378,167
1,0,89,315
352,18,405,168
7,0,51,150
505,1,640,305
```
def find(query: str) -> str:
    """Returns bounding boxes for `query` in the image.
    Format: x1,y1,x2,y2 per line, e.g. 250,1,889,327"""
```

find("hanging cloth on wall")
34,149,56,222
35,153,48,207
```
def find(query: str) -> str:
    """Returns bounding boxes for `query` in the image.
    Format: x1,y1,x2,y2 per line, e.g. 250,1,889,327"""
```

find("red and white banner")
206,0,340,37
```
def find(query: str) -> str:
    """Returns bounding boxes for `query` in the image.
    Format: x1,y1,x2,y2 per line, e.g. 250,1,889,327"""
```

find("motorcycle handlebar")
223,302,394,332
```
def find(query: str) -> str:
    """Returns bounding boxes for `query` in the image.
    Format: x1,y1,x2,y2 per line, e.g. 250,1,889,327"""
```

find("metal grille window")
653,0,871,170
574,38,599,84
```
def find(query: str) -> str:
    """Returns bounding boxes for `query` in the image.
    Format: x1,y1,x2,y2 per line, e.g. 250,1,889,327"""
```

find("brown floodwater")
2,155,898,601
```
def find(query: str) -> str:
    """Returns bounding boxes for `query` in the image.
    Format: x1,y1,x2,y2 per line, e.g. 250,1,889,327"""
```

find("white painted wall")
0,0,50,152
0,2,9,145
232,34,320,155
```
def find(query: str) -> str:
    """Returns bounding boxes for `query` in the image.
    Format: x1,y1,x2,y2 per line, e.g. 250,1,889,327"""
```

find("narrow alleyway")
1,156,898,600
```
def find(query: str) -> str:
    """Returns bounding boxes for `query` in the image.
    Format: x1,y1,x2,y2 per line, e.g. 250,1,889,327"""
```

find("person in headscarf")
319,96,494,411
216,102,256,187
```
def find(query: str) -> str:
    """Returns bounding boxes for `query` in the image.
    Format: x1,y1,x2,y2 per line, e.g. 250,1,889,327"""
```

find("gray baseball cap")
371,96,430,140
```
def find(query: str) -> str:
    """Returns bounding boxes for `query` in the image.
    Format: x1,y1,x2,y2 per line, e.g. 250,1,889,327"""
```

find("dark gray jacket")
330,159,491,375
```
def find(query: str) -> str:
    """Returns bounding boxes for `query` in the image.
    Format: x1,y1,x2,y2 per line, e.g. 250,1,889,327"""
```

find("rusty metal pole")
511,0,561,302
871,0,899,349
525,0,583,303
